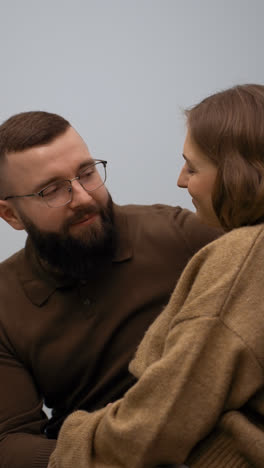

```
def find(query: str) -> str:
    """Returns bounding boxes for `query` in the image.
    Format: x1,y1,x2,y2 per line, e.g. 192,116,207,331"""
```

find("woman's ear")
0,200,25,230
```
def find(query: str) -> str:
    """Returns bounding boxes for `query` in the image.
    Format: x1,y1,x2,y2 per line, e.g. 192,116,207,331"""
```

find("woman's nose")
177,166,188,188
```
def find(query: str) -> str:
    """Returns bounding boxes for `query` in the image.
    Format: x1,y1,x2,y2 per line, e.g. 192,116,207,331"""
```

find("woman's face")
177,130,220,227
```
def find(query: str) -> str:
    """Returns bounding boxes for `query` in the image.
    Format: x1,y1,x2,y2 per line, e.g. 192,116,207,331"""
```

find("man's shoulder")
115,202,180,213
115,203,222,252
0,247,25,280
115,203,191,239
115,203,190,224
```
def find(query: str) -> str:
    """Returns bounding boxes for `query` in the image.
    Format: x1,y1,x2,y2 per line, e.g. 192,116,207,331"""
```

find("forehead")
183,130,205,160
183,130,215,168
4,127,92,189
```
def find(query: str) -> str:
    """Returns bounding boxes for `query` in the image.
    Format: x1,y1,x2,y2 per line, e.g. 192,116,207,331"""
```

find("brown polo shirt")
0,203,221,468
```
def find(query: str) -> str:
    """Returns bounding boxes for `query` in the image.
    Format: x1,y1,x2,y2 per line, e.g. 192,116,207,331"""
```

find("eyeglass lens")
43,162,106,207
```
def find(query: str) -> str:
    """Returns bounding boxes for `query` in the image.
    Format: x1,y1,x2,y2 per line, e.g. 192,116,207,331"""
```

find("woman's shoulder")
196,223,264,264
170,223,264,313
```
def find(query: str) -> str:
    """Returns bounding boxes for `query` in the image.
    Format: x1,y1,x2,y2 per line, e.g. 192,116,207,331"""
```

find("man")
0,111,220,468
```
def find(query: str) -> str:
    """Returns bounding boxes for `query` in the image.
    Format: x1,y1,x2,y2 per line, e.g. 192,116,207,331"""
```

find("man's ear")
0,200,25,230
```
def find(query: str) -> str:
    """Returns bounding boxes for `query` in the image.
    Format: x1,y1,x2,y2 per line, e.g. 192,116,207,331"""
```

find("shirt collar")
17,203,133,306
112,203,133,262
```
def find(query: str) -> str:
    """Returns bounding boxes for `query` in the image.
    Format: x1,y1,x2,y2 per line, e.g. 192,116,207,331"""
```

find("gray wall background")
0,0,263,261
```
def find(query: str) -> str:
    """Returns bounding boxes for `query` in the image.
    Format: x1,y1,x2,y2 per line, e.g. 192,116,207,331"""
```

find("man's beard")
22,196,117,280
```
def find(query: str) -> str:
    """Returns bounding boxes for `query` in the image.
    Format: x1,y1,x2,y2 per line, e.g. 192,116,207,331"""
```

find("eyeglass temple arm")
4,193,37,201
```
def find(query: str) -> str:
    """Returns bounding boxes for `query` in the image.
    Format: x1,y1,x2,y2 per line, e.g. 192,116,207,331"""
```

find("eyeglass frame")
4,159,107,208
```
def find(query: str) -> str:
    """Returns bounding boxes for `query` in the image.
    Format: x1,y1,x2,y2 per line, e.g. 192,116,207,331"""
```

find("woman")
48,84,264,467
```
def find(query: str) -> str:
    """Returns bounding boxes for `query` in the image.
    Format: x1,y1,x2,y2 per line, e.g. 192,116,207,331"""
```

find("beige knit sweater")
48,224,264,468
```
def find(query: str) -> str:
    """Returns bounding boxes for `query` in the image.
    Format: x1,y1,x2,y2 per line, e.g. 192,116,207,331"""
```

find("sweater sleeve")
47,227,264,468
0,341,56,468
48,319,263,468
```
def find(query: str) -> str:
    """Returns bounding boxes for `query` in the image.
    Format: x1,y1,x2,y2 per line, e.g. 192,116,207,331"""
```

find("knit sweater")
48,223,264,468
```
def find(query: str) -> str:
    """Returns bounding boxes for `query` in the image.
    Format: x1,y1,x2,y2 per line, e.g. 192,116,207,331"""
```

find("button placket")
77,282,95,316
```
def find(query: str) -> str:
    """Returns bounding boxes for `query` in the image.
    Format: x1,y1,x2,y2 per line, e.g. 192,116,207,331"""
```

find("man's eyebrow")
79,159,96,170
33,159,95,192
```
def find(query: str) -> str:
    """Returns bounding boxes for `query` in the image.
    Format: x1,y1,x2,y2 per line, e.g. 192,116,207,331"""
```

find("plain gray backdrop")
0,0,263,261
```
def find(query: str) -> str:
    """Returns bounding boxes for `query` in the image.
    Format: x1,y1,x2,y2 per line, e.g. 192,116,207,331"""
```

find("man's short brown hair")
0,111,70,198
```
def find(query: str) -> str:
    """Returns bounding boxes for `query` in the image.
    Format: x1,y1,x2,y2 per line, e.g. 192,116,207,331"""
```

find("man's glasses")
4,159,107,208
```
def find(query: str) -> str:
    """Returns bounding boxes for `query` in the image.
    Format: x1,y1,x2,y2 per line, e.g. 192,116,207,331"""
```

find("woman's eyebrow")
182,153,195,166
182,153,191,162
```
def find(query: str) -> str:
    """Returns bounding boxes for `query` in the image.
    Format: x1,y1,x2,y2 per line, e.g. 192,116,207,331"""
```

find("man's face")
3,127,116,278
4,126,110,235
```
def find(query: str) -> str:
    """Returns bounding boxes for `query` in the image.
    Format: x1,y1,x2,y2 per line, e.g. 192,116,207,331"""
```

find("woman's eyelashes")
186,164,196,174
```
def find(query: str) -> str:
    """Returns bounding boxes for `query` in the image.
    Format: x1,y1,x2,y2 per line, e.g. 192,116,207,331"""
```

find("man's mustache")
65,205,101,226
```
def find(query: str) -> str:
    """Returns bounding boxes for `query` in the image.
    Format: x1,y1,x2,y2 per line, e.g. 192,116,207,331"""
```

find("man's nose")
69,179,93,207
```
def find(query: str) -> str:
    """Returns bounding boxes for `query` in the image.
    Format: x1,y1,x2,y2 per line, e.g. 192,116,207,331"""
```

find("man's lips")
70,213,98,226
